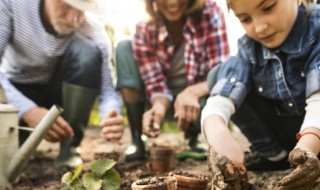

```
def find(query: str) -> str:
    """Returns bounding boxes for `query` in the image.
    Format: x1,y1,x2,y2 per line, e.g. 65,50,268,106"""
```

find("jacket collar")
278,6,307,54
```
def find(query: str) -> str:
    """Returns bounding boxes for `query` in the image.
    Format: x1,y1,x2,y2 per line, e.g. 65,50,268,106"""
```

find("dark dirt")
135,177,167,185
169,171,208,180
5,127,293,190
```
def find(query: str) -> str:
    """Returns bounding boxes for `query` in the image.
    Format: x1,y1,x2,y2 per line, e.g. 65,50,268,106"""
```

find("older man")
0,0,124,168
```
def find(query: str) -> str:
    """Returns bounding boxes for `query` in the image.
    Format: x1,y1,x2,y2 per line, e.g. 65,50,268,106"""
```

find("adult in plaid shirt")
116,0,229,161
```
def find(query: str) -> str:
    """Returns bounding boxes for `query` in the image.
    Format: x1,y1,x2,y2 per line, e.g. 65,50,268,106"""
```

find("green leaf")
61,165,83,186
83,172,102,190
62,172,74,186
101,169,121,190
91,159,116,178
72,164,83,181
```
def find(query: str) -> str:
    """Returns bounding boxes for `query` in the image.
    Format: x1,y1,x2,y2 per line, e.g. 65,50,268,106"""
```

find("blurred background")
89,0,245,126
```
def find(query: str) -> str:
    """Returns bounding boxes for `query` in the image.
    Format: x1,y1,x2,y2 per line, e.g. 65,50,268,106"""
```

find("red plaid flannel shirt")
133,0,230,101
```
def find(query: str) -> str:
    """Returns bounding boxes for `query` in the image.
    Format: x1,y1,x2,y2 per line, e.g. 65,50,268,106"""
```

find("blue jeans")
207,66,304,157
14,38,102,144
12,38,102,108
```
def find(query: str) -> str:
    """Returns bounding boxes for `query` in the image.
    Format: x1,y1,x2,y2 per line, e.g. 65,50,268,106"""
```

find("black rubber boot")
124,101,146,161
184,124,207,153
54,82,99,168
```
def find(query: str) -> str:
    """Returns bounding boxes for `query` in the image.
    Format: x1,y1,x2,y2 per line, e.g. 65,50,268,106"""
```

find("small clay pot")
149,146,175,172
131,176,177,190
169,170,208,190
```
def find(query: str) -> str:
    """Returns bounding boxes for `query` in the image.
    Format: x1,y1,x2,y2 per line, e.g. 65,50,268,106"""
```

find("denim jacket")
211,4,320,116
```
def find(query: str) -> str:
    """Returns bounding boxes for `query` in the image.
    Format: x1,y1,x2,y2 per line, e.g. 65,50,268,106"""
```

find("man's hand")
22,106,74,142
208,145,253,190
100,110,124,143
174,88,200,131
277,148,320,190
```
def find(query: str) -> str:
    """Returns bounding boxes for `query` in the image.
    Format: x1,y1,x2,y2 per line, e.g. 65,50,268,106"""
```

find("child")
115,0,229,161
202,0,320,189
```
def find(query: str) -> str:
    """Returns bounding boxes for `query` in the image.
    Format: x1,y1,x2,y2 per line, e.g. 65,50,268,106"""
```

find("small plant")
60,159,121,190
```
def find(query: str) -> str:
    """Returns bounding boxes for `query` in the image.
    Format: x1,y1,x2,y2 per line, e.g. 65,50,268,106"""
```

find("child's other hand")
277,148,320,190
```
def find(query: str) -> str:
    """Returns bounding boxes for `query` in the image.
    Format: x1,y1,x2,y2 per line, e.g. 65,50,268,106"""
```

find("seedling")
60,159,121,190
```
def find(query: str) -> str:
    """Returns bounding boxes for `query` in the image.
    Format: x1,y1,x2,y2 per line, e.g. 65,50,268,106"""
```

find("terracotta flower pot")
149,146,175,172
169,170,209,190
131,176,177,190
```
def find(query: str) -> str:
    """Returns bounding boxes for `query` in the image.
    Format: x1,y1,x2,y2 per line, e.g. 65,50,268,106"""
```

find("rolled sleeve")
209,53,251,107
306,62,320,98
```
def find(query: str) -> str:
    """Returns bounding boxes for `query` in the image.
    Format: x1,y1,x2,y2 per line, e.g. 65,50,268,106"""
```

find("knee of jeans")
64,38,102,88
116,39,132,54
115,39,133,68
68,38,102,68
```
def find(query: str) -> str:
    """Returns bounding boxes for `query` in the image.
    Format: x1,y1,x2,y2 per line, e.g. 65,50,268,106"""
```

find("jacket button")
258,87,263,92
288,102,293,107
230,77,236,83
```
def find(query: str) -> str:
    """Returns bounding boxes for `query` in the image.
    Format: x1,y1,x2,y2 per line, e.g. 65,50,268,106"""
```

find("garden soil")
6,127,291,190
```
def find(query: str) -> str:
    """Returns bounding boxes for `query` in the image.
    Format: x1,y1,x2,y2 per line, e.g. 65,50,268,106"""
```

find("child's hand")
207,145,253,190
277,148,320,190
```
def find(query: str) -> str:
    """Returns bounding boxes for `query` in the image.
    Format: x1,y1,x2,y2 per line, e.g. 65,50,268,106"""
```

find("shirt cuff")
99,97,122,120
150,92,173,102
200,95,235,141
300,92,320,132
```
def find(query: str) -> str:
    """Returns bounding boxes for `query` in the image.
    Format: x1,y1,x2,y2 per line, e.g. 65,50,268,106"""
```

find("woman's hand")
174,88,200,131
277,148,320,190
142,96,170,138
100,110,124,143
22,106,74,142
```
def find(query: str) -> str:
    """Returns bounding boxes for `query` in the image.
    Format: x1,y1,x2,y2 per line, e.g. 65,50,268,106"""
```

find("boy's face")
155,0,189,22
230,0,298,49
45,0,85,35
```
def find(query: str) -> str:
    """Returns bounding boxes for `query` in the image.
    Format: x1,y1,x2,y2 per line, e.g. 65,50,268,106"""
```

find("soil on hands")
9,128,292,190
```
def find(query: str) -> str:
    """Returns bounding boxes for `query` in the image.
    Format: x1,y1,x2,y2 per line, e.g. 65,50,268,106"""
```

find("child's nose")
254,21,268,34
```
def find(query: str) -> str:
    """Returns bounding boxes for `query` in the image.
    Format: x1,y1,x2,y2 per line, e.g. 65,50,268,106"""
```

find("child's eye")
240,17,251,24
263,3,276,13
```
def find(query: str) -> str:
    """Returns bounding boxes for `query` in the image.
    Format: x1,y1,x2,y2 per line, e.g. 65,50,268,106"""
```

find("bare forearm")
203,115,244,166
185,81,209,99
151,96,171,111
296,127,320,155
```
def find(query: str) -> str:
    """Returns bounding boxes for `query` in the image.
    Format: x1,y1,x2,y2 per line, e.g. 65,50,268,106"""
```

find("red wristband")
296,132,320,140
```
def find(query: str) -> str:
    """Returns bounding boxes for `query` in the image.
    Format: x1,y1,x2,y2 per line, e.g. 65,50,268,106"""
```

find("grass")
88,100,179,133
